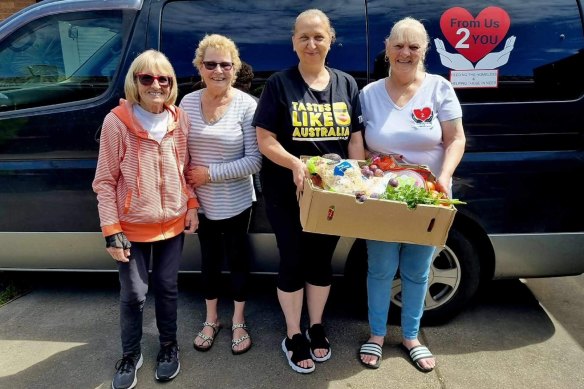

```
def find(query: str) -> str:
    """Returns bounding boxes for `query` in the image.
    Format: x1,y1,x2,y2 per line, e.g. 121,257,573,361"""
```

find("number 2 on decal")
455,28,470,49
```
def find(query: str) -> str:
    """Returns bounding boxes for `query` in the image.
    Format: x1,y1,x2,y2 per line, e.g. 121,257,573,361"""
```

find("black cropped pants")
197,207,252,302
264,192,339,293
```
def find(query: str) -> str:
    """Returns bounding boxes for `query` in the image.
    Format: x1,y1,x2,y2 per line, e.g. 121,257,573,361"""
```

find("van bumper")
491,232,584,278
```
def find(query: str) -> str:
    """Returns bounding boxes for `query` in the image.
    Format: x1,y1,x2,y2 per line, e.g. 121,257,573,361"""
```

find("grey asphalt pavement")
0,273,583,389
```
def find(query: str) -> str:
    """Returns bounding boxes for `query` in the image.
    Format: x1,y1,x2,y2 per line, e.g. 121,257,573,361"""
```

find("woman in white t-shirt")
358,17,466,372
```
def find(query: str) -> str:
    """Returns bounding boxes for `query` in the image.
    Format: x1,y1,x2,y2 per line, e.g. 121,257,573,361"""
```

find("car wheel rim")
391,246,462,311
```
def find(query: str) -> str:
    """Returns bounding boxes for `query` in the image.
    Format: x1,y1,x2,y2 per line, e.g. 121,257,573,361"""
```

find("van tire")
413,227,481,325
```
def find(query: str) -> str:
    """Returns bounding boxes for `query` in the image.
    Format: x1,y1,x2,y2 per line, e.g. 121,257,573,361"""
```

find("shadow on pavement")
0,272,562,389
431,279,555,356
523,274,584,347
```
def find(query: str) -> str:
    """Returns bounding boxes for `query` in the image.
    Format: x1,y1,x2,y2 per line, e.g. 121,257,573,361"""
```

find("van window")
0,11,125,112
367,0,584,102
160,0,367,102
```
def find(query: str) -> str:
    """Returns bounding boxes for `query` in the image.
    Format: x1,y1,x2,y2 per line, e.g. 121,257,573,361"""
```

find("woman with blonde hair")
93,49,198,388
181,34,261,356
358,17,465,371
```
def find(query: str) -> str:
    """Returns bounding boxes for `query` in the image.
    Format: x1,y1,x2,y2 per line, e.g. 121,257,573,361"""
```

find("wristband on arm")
105,232,132,250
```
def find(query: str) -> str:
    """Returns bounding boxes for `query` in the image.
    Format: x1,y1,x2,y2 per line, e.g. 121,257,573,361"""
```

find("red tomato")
377,156,397,171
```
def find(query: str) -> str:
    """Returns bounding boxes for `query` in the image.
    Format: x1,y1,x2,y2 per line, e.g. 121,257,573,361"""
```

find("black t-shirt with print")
252,66,363,200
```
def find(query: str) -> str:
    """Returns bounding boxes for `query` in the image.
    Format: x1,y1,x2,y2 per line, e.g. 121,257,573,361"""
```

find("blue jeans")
366,240,435,340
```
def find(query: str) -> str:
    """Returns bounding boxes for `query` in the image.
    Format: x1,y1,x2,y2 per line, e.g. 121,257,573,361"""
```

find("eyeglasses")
202,61,233,71
135,73,172,87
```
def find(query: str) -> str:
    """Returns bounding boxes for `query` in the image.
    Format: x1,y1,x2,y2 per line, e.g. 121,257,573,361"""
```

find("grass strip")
0,277,28,307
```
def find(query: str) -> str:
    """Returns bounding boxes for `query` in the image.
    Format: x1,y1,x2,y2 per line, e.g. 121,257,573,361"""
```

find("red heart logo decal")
413,107,432,122
440,7,510,63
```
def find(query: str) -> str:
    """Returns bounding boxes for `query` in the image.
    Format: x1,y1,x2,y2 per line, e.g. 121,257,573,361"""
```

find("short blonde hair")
385,17,430,70
192,34,241,84
294,9,336,44
124,49,178,106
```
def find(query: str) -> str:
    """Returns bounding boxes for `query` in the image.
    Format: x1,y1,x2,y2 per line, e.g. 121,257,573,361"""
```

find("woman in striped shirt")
180,34,261,356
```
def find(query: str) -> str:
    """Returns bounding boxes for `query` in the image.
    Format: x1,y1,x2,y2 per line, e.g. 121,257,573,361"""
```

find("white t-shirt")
359,73,462,176
133,104,169,143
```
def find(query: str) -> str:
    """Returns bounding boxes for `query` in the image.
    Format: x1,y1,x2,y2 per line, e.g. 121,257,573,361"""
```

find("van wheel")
390,227,481,325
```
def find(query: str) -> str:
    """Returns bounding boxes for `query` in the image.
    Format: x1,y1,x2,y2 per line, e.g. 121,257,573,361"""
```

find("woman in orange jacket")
92,49,198,389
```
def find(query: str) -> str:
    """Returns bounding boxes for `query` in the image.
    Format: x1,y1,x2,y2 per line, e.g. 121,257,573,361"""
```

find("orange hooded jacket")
92,99,198,242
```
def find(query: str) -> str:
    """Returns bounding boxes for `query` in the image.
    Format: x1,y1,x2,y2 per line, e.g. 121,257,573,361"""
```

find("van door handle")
94,125,101,144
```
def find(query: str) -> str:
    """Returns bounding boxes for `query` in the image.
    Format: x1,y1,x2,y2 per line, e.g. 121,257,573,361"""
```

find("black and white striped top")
181,88,261,220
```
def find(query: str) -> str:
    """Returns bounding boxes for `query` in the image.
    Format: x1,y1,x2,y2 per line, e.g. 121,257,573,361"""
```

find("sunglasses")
202,61,233,71
135,73,173,87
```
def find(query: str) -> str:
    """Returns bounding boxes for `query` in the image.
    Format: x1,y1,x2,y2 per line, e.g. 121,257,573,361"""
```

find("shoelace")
157,344,177,362
115,355,136,374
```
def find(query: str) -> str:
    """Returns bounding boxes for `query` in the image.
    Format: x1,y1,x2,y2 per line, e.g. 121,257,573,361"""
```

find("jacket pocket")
123,188,133,215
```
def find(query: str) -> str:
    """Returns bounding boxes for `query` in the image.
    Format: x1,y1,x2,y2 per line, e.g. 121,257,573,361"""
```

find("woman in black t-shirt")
253,9,365,374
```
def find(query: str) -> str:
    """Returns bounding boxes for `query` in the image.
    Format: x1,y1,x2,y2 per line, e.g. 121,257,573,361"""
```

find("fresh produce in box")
370,154,402,171
304,155,465,209
393,170,426,188
305,156,367,194
381,174,466,209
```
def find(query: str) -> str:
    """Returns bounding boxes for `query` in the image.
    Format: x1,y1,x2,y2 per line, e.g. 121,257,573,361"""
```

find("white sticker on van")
436,6,516,88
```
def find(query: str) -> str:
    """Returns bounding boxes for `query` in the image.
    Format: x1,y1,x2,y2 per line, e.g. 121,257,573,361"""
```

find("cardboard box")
299,178,456,247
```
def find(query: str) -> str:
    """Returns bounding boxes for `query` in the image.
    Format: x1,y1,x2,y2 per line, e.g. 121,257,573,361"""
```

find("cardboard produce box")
299,178,456,247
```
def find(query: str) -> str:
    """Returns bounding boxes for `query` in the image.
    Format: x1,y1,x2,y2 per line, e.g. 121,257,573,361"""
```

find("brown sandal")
231,323,252,355
193,321,221,352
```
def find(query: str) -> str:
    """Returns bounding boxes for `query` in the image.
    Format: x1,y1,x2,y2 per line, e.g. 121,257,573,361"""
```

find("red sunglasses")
135,73,173,87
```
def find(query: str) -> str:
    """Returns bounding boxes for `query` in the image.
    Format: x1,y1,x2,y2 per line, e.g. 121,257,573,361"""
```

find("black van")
1,0,583,322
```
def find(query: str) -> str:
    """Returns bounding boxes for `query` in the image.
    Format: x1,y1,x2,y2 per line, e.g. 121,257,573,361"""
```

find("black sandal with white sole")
281,333,315,374
305,324,331,362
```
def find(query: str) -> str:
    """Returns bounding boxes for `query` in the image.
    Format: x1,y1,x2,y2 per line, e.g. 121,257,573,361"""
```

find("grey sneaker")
112,353,143,389
155,342,180,381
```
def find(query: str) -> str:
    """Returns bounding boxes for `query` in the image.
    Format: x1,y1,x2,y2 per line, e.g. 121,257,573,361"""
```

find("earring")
384,55,389,62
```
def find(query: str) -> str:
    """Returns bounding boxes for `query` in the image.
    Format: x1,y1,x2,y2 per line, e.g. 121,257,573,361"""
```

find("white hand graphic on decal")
434,38,473,70
475,36,516,69
434,36,516,70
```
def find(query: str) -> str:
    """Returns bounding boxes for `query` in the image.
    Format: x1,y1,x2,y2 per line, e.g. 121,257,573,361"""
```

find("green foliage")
0,284,19,305
381,182,436,209
381,177,466,209
0,277,25,306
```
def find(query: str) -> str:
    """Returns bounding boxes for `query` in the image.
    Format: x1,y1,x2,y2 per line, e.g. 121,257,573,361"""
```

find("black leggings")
197,207,252,302
265,193,339,292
